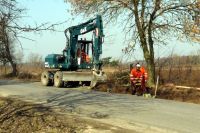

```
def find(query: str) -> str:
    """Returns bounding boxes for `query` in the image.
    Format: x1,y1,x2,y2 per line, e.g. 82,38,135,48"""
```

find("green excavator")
41,15,107,88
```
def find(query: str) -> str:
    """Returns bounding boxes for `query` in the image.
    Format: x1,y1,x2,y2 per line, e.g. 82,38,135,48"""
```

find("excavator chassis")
41,70,107,88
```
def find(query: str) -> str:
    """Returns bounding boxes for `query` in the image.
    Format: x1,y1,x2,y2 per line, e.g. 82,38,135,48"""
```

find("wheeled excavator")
41,15,107,88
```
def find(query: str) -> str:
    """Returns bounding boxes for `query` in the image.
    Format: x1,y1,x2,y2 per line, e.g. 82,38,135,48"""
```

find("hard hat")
136,63,141,68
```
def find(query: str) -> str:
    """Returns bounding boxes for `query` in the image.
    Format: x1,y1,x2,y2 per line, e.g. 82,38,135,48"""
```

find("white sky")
18,0,200,62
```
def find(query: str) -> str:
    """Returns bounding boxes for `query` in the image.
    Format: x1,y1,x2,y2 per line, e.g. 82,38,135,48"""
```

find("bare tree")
66,0,199,86
27,53,43,68
0,0,62,76
183,0,200,42
0,16,17,75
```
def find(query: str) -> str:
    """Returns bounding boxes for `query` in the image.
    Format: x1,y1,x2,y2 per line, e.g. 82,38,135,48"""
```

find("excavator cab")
76,39,93,69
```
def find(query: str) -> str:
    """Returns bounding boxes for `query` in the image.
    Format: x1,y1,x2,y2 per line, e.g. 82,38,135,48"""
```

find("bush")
17,72,40,80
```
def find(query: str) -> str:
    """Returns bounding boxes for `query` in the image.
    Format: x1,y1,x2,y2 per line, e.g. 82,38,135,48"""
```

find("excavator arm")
64,15,104,70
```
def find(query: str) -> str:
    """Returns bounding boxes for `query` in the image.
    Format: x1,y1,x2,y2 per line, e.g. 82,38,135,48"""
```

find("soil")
156,85,200,104
0,97,123,133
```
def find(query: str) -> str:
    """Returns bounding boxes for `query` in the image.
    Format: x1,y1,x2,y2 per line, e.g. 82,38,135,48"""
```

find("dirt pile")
156,86,200,104
94,70,131,93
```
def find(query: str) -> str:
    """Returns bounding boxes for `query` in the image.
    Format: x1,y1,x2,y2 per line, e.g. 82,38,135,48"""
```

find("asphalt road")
0,80,200,133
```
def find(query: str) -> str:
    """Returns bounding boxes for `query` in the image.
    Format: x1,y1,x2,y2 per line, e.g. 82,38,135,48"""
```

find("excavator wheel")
54,71,63,88
41,71,52,86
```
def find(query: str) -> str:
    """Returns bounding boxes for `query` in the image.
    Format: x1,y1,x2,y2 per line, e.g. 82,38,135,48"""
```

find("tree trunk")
2,19,18,76
145,55,155,87
10,60,17,76
6,47,18,76
142,44,155,87
147,25,156,87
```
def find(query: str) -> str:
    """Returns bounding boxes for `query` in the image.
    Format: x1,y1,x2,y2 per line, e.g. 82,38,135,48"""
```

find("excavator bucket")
61,71,107,88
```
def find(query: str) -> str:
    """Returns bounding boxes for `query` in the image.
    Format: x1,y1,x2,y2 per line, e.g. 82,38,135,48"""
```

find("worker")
86,54,90,63
81,50,86,62
130,63,148,95
81,49,91,63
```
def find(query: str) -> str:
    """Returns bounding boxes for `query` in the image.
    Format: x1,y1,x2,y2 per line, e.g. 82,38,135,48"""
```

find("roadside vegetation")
102,53,200,87
95,54,200,104
1,53,200,104
0,53,43,81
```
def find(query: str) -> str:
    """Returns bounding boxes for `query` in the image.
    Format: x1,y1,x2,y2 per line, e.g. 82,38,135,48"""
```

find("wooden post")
154,76,159,97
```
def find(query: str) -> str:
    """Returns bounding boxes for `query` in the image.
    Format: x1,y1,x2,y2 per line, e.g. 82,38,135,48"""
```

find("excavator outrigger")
41,15,107,88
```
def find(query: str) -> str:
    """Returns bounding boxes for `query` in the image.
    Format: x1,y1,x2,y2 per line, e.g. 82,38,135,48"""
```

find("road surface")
0,80,200,133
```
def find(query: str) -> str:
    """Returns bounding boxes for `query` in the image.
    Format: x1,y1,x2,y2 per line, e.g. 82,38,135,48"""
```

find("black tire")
82,81,91,86
72,81,79,87
54,71,63,87
41,71,51,86
65,81,79,87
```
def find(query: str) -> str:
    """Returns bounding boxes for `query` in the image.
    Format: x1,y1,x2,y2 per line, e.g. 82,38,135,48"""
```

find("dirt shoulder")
94,83,200,104
0,97,129,133
156,86,200,104
95,70,200,105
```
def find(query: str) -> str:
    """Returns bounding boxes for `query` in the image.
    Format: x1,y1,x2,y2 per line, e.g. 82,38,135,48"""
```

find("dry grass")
157,66,200,87
1,64,200,87
104,65,200,87
0,65,43,81
95,65,200,104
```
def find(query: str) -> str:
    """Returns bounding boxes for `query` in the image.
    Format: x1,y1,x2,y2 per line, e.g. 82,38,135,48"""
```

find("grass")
0,65,43,81
157,66,200,87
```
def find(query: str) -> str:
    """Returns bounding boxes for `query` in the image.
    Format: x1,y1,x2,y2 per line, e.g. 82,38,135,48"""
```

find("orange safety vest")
81,51,86,61
130,67,148,81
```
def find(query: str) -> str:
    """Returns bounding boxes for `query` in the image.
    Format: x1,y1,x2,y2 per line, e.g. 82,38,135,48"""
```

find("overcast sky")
18,0,200,62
